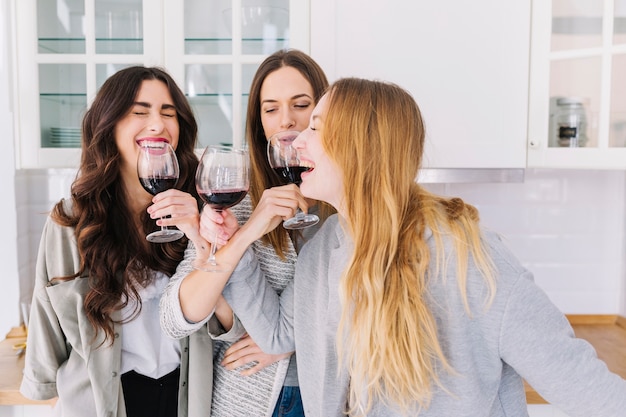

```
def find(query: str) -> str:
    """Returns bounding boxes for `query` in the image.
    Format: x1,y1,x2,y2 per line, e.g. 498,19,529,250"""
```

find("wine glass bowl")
195,145,250,271
137,140,185,243
267,130,319,229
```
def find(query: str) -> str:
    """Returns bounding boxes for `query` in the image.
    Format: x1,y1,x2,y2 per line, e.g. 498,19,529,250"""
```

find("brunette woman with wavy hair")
193,77,626,417
21,66,214,417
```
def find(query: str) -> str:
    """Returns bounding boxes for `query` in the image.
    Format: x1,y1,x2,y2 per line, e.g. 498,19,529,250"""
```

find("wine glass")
137,140,185,243
195,145,250,272
267,130,319,230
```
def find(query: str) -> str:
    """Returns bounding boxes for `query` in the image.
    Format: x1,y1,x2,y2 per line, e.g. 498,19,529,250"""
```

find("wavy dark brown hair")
51,66,200,343
246,49,335,257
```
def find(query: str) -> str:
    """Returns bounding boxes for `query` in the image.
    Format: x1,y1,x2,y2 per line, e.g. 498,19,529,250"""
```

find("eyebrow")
261,93,313,104
134,101,176,110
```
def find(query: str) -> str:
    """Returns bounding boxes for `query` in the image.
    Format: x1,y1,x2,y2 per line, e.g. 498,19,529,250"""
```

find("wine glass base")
146,229,185,243
283,214,320,230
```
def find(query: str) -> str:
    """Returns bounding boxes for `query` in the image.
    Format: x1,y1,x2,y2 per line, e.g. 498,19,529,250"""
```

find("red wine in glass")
137,140,185,243
199,190,248,210
194,146,249,272
267,131,319,229
139,177,178,195
272,166,311,186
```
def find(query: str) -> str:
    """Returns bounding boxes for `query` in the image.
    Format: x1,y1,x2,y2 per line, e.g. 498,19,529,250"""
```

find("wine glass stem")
159,217,168,232
206,210,221,265
207,232,218,265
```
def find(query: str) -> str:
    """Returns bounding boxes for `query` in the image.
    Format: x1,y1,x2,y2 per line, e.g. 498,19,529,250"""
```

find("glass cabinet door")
31,0,146,154
39,63,86,149
37,0,85,53
528,0,626,169
610,0,626,148
95,0,143,54
546,0,626,149
180,0,299,149
15,0,309,167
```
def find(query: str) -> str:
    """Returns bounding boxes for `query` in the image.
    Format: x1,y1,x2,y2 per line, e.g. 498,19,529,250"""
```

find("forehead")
311,93,330,120
135,79,173,103
260,66,313,99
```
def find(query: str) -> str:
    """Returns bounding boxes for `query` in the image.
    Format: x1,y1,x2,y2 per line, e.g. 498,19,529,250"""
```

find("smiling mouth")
136,139,170,150
300,160,314,170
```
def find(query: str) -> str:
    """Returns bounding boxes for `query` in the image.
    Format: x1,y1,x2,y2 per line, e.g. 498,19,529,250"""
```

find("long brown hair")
52,66,200,343
323,78,496,415
246,49,334,256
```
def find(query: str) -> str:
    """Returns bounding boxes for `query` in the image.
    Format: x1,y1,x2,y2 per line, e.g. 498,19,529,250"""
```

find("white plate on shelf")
49,127,82,146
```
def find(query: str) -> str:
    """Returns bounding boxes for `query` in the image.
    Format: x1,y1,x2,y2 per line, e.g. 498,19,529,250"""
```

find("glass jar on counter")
554,97,588,147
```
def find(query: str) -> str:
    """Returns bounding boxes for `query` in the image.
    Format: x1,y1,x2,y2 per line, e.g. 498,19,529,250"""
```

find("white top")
121,271,180,379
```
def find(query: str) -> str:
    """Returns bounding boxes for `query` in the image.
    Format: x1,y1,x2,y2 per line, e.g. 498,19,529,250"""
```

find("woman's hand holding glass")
267,130,319,229
148,189,203,245
199,206,240,249
194,146,249,272
137,140,185,243
199,184,307,249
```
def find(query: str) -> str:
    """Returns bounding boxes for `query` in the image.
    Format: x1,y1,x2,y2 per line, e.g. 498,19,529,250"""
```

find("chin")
299,183,315,200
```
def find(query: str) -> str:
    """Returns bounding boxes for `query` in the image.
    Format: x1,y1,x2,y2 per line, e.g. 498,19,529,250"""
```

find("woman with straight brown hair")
160,49,334,417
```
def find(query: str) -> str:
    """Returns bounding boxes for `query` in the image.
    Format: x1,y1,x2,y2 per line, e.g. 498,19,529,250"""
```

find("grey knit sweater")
222,214,626,417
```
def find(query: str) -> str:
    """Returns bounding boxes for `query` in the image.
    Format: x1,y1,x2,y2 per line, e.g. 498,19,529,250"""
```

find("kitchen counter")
525,314,626,404
0,326,55,406
2,316,625,406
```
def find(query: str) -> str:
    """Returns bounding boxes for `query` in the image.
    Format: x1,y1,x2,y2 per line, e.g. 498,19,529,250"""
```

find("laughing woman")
195,78,626,417
20,66,213,417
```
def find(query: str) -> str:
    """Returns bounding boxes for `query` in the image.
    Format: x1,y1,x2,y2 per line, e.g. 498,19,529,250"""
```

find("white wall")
428,169,626,314
0,0,21,337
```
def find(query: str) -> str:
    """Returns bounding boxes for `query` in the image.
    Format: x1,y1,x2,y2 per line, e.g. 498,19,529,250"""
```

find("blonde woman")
193,77,626,416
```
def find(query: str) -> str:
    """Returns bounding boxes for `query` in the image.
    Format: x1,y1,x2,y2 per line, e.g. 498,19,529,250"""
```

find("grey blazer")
20,206,213,417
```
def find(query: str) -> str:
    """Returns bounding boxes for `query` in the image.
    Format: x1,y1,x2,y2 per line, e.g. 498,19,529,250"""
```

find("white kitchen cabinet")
527,0,626,169
13,0,309,169
309,0,530,171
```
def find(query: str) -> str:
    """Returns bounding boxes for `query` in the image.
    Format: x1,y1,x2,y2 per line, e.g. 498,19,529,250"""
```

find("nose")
293,130,306,149
280,110,296,130
148,113,165,133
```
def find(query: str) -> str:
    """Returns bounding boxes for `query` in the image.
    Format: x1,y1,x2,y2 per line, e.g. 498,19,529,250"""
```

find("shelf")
552,17,626,35
38,38,144,55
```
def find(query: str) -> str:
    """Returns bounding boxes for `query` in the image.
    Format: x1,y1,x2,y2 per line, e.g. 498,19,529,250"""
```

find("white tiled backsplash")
14,168,626,316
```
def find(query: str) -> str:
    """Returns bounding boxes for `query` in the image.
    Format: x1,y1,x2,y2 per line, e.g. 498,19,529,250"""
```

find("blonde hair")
323,78,496,415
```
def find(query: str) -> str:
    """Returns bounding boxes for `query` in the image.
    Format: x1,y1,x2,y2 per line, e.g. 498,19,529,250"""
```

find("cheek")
293,114,311,131
260,114,282,137
168,120,180,142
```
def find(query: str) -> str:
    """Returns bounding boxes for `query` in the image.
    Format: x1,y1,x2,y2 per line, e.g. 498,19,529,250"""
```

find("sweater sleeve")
221,248,296,355
160,242,213,339
498,272,626,417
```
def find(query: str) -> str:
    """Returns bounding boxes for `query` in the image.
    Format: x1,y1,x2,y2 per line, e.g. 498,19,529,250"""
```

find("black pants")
121,368,180,417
